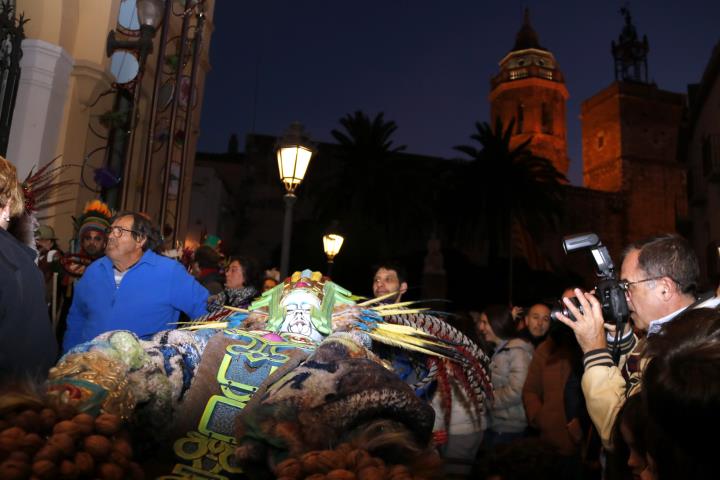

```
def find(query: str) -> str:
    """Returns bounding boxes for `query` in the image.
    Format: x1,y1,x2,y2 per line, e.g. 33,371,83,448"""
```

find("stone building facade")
491,10,688,270
686,41,720,283
8,0,215,248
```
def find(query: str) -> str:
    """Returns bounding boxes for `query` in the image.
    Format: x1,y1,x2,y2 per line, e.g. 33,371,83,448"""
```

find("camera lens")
550,297,583,322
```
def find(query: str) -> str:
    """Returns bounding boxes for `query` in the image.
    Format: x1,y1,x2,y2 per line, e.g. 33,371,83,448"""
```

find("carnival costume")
60,200,113,276
207,285,259,311
8,270,491,478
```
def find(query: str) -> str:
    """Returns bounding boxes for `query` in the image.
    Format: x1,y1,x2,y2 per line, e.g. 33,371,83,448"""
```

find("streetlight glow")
277,145,313,194
276,122,315,278
323,234,344,262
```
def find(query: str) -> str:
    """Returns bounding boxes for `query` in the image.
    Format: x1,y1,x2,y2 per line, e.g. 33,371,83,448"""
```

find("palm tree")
447,117,566,300
310,111,433,241
329,110,407,221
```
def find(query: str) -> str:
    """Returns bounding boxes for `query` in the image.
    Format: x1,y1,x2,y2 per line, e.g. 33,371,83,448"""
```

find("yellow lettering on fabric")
170,331,312,477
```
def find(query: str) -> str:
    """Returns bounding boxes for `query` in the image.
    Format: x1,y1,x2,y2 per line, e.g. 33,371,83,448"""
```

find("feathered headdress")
73,199,113,240
21,155,75,217
178,270,493,429
9,156,75,249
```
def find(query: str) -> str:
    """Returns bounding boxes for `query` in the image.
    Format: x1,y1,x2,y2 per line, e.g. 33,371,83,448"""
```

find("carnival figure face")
280,289,322,340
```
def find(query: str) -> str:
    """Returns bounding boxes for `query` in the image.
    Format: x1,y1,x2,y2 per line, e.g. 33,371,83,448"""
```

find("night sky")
198,0,720,185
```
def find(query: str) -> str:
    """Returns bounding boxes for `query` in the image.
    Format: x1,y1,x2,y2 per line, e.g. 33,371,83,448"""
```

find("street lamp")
322,233,344,276
105,0,167,210
107,0,165,66
277,122,315,278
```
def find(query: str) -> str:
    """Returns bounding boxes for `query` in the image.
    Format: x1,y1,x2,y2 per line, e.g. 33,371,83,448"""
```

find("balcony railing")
491,65,563,90
0,3,25,156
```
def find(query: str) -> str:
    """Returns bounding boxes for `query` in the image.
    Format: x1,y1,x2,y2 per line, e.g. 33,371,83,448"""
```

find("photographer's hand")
555,288,607,353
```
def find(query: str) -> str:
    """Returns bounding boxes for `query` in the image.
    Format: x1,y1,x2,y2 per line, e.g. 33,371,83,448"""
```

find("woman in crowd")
522,289,593,478
207,255,260,311
477,304,534,448
0,156,57,381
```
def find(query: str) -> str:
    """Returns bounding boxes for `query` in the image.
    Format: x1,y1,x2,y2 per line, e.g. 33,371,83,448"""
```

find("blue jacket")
63,250,209,352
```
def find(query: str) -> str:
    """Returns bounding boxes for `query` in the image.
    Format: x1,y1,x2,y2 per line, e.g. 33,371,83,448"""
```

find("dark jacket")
0,228,58,380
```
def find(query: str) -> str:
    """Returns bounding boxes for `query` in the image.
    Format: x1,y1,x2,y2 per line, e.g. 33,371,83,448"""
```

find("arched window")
541,103,553,134
516,104,524,133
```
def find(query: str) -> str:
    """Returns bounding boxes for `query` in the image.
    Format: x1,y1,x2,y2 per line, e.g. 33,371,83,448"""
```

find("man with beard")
57,200,113,344
371,261,408,303
63,211,209,352
63,200,111,277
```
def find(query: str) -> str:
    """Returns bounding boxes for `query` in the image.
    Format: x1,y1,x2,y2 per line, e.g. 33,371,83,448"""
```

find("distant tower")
581,8,687,241
489,9,570,176
612,7,649,83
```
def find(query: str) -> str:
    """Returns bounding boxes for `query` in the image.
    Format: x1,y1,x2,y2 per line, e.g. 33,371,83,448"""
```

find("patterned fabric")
207,286,259,312
234,333,436,470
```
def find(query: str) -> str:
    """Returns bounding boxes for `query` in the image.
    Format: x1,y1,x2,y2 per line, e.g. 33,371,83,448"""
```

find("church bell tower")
489,9,570,176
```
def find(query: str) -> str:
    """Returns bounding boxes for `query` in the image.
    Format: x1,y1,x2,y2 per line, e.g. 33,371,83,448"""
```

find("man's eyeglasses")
105,226,138,238
618,277,664,292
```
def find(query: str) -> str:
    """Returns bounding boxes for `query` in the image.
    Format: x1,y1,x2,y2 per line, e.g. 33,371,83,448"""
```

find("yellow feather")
222,305,250,312
179,322,229,330
357,291,400,306
373,301,422,310
370,322,437,338
366,332,452,359
372,325,450,348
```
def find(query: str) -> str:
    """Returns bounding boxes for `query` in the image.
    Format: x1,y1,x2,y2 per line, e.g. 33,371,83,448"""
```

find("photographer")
555,233,718,449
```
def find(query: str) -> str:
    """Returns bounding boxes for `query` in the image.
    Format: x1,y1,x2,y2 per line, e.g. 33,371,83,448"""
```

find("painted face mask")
279,289,323,341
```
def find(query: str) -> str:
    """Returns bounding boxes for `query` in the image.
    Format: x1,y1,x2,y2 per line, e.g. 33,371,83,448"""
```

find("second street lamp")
322,233,344,276
277,122,315,278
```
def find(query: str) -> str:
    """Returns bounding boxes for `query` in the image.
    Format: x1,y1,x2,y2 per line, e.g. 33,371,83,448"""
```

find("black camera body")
551,233,630,325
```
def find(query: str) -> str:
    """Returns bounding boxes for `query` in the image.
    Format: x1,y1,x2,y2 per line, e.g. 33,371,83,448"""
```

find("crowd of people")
2,151,720,480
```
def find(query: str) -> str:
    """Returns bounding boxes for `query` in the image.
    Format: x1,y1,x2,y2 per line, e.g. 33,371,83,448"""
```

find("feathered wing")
22,155,75,214
381,311,493,426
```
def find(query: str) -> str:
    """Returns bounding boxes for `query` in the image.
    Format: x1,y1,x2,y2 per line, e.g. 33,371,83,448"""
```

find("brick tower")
489,9,570,176
581,8,687,241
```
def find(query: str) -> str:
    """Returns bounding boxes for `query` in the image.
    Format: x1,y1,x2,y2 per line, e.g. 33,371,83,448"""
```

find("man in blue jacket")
63,211,209,353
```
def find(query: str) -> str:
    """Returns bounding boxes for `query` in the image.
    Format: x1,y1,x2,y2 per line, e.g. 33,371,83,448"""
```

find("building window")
541,103,553,134
516,104,524,133
596,132,605,150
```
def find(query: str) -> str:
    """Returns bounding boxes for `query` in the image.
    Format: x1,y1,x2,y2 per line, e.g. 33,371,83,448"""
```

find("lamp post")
322,233,344,276
277,122,315,278
105,0,167,210
106,0,165,66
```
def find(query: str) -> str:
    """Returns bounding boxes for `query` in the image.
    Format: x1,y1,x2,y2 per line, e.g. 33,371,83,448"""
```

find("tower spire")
512,8,544,51
611,6,649,83
490,9,569,176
